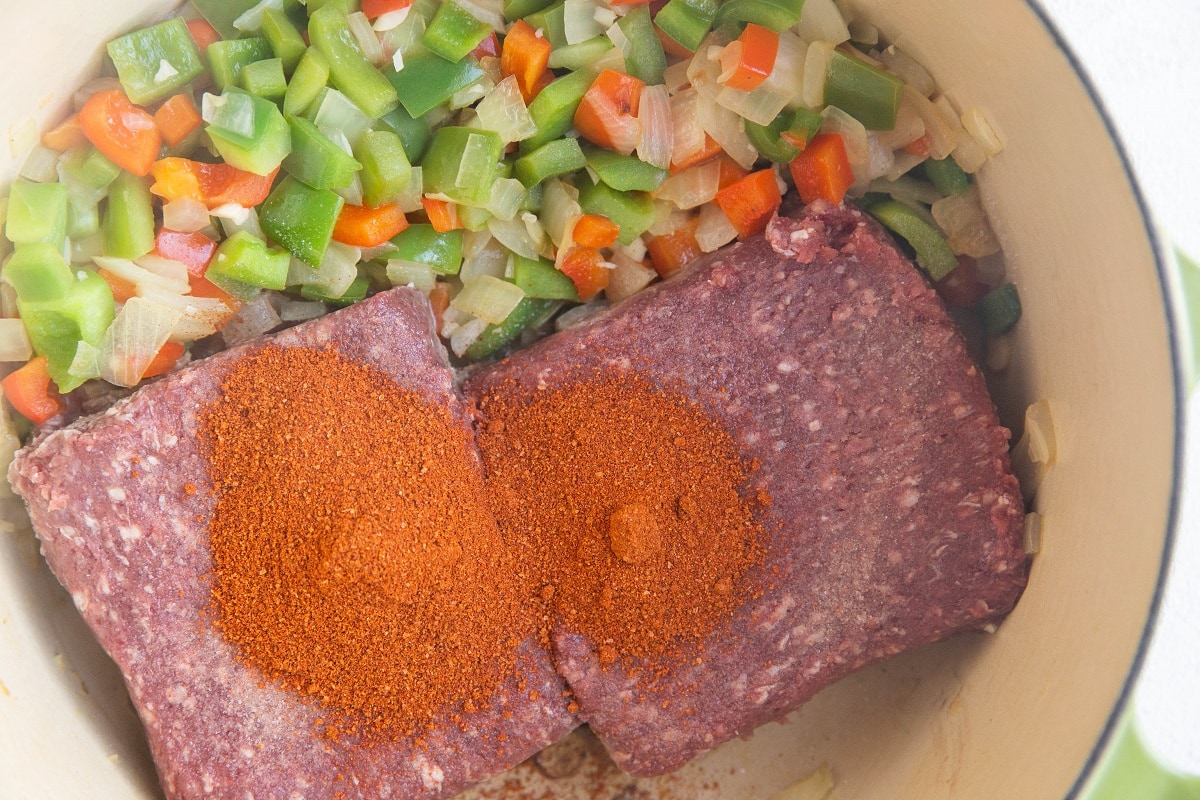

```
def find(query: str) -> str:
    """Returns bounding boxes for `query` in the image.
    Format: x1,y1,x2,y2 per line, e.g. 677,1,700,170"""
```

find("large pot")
0,1,1185,798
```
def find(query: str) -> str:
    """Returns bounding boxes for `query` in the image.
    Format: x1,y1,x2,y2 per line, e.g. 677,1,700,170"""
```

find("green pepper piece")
421,126,503,205
67,194,101,239
388,51,486,119
867,198,959,281
512,255,579,300
356,130,412,206
102,172,155,259
241,58,289,100
5,180,68,249
59,147,120,192
505,0,555,22
546,36,614,72
191,0,264,40
923,157,970,196
978,282,1021,335
583,146,667,192
300,273,368,306
306,0,358,14
712,0,805,33
263,7,308,74
577,177,655,245
654,0,718,51
524,2,567,49
513,138,587,188
283,116,363,190
308,5,399,119
260,176,345,267
458,204,493,232
390,224,463,275
284,48,332,117
616,7,666,85
106,19,205,106
520,69,593,154
422,1,492,63
377,105,432,162
207,231,291,293
207,38,274,92
522,181,543,213
5,244,114,392
745,106,822,163
824,49,904,131
207,89,293,175
464,297,558,361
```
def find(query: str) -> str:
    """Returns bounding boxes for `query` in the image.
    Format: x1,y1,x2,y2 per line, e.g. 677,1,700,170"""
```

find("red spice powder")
199,344,533,740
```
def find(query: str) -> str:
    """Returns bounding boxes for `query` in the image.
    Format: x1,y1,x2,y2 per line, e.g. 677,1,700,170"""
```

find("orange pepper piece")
78,89,162,177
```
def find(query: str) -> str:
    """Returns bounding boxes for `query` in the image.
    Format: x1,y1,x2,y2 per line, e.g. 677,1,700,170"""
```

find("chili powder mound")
474,372,767,667
199,344,532,740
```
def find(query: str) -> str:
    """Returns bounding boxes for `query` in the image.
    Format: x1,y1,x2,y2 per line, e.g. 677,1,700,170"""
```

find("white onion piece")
456,0,506,32
696,203,738,252
450,316,489,356
669,90,706,167
585,92,641,155
903,86,955,160
696,94,757,169
864,135,895,181
395,166,424,213
878,46,936,97
450,72,494,110
452,275,524,324
347,12,386,67
462,229,493,260
460,238,510,280
932,186,1001,258
885,150,926,181
314,90,372,147
0,318,32,362
386,260,438,293
221,295,281,347
541,180,582,249
137,286,229,341
20,145,60,183
278,299,328,322
637,85,673,170
564,0,604,44
71,233,104,266
487,177,527,221
232,0,284,33
373,6,410,31
287,257,321,287
67,340,99,383
617,237,647,262
686,38,725,99
487,217,543,260
647,200,690,236
94,256,190,295
874,93,925,150
654,160,720,209
74,77,123,110
134,254,190,286
0,282,19,320
315,242,362,298
802,41,835,108
589,44,626,74
162,198,211,233
663,61,691,94
214,204,266,240
962,105,1004,157
439,306,470,338
795,0,850,44
765,31,807,103
607,249,657,302
820,107,868,165
716,80,791,127
475,76,537,144
593,5,616,27
932,95,986,173
335,173,365,207
98,297,183,387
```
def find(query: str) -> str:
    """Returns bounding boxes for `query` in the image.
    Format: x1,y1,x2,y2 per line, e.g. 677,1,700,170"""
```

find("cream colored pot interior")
0,1,1179,798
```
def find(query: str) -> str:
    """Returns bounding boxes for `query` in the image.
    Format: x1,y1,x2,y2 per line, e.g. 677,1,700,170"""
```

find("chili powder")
474,371,767,667
200,344,532,740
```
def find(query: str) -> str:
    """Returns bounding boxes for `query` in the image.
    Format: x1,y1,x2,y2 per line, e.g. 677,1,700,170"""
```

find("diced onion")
135,254,191,285
961,105,1004,157
802,41,836,108
864,135,895,181
663,61,691,94
564,0,604,44
637,85,673,171
875,94,925,150
795,0,850,44
820,106,868,166
136,286,226,341
94,256,190,294
932,95,986,173
1023,512,1042,555
878,46,936,97
396,166,424,213
67,340,99,383
386,259,438,293
314,90,373,147
903,86,955,160
452,275,524,324
696,203,738,252
20,145,61,183
98,297,183,387
696,93,757,169
0,281,19,319
456,0,506,32
335,173,365,207
73,77,123,111
487,177,527,221
488,216,543,260
373,6,410,31
669,90,706,167
450,73,494,110
654,160,720,209
449,316,489,356
647,200,690,235
474,76,536,144
607,249,657,302
716,82,792,128
277,298,328,322
347,12,386,67
593,5,617,27
232,0,284,33
314,241,362,298
985,333,1012,373
214,204,266,240
162,198,211,233
221,295,281,347
541,180,582,249
1023,399,1057,466
931,186,1000,258
0,318,33,362
460,238,510,280
71,233,104,265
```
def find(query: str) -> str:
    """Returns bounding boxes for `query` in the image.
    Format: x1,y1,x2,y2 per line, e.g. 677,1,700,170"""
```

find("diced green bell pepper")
308,5,399,119
355,130,412,205
207,231,291,294
583,146,667,192
106,18,205,105
67,194,101,239
457,204,492,232
923,157,970,196
824,49,904,131
207,37,274,92
306,0,358,14
207,89,293,175
377,105,432,162
262,7,308,74
546,36,614,72
464,297,558,361
5,244,114,392
102,172,155,259
712,0,805,33
260,176,345,267
520,69,592,154
745,106,822,163
191,0,264,40
5,180,68,249
241,58,289,100
866,198,959,281
505,0,555,21
654,0,718,51
59,147,120,192
513,138,587,188
300,273,369,306
283,116,362,190
577,177,655,245
616,7,666,85
979,282,1022,335
512,255,579,300
388,51,486,119
421,126,503,205
524,2,566,49
284,48,332,117
422,1,492,63
390,224,463,275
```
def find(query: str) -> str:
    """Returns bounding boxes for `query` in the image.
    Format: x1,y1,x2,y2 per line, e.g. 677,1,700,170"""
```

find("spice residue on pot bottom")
474,372,767,670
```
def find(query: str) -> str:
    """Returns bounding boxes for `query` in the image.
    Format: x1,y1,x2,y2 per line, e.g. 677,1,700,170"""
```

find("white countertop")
1037,0,1200,776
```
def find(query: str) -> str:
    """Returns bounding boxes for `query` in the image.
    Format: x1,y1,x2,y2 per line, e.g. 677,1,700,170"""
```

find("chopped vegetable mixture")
0,0,1020,426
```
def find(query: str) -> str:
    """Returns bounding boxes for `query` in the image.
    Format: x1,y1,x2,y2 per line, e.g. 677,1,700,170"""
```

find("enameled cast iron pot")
0,1,1185,797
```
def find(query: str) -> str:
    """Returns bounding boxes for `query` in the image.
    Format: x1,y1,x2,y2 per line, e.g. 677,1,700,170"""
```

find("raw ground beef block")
464,201,1029,776
9,288,578,800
